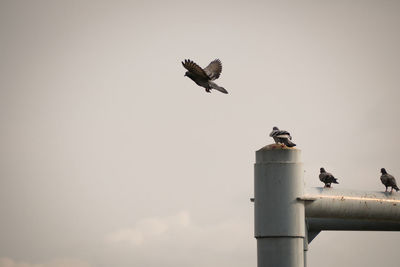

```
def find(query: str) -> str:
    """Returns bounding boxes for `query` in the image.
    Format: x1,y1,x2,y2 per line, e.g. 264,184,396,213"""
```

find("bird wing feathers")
270,130,292,140
387,174,398,187
182,59,209,79
381,175,388,185
320,172,338,184
381,174,394,186
319,173,326,182
203,59,222,80
275,133,291,139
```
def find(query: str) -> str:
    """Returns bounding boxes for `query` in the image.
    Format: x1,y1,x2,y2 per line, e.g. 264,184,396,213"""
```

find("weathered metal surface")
254,146,304,267
254,146,304,237
307,218,400,231
257,238,303,267
302,187,400,234
303,187,400,221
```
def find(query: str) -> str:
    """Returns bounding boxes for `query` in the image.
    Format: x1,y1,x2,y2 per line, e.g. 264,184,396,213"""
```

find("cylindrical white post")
254,145,305,267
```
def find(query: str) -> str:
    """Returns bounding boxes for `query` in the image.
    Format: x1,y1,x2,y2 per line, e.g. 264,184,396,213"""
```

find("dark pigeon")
380,168,399,193
319,168,339,188
182,59,228,94
269,126,296,147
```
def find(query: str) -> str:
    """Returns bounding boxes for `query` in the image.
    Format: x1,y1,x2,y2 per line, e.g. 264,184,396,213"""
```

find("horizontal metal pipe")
307,217,400,231
302,187,400,231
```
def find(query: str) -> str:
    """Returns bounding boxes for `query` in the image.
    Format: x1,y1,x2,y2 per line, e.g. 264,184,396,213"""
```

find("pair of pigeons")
269,127,339,188
269,127,340,188
269,126,399,193
319,167,399,193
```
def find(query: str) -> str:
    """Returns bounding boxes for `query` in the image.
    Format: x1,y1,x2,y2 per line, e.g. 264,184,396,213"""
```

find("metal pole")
303,225,308,267
254,145,305,267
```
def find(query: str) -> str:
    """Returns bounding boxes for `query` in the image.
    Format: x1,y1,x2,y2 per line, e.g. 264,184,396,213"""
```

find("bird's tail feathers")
209,81,228,94
283,139,296,147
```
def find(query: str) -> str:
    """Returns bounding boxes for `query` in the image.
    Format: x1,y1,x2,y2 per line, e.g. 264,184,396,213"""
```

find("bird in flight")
269,126,296,147
380,168,399,193
319,168,339,188
182,59,228,94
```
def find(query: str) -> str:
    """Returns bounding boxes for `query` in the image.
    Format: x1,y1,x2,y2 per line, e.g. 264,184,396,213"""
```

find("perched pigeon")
319,168,339,188
380,168,399,193
182,59,228,94
269,127,296,147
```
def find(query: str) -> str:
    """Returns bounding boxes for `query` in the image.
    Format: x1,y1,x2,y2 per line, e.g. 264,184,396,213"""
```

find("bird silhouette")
380,168,399,193
182,59,228,94
319,168,339,188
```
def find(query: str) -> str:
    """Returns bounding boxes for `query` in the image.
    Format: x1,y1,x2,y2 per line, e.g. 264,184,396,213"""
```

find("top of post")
256,144,301,163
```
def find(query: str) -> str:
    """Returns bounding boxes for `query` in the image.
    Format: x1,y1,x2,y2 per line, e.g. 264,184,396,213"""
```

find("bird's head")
381,168,387,174
320,168,325,173
272,126,279,131
184,71,196,80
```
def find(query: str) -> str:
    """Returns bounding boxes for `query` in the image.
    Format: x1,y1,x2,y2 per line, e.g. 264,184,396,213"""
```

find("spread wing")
203,59,222,80
182,59,209,79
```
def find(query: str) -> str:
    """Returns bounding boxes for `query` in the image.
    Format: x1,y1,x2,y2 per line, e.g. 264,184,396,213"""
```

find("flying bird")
269,127,296,147
319,168,339,188
380,168,399,193
182,59,228,94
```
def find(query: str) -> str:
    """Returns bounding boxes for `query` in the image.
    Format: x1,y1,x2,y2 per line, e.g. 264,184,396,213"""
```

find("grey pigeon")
319,168,339,188
182,59,228,94
269,126,296,147
380,168,399,193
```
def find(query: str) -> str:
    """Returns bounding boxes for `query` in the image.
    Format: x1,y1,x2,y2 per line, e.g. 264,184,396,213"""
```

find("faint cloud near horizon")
106,210,251,254
0,258,92,267
106,211,191,245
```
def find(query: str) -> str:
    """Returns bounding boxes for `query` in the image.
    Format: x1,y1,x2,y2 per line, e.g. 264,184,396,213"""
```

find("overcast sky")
1,0,400,266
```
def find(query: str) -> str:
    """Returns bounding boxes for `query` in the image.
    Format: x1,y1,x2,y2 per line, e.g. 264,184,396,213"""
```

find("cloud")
107,211,190,245
105,211,254,267
0,258,92,267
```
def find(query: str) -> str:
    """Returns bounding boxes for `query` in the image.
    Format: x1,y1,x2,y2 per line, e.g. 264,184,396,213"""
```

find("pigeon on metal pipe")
319,168,339,188
380,168,399,193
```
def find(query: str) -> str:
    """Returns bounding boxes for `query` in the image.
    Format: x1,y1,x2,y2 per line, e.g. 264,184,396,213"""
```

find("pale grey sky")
1,0,400,266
